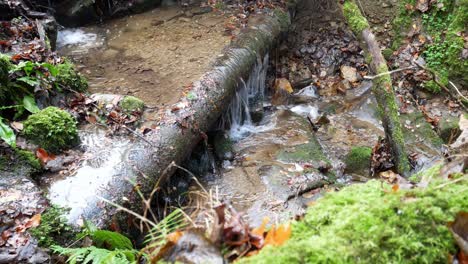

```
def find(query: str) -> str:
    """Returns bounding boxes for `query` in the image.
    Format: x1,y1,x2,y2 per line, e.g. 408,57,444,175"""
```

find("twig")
363,66,417,80
432,175,467,190
97,196,159,228
449,81,468,102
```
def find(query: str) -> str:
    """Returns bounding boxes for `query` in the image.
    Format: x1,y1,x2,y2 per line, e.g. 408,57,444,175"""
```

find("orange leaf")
36,148,55,165
264,223,291,247
251,217,269,237
167,231,184,244
25,214,41,229
392,184,400,192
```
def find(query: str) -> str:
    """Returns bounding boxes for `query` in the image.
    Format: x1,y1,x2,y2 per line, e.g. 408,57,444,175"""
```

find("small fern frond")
145,208,187,247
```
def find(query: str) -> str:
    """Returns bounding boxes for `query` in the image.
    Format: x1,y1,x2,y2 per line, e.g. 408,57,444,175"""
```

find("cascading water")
221,54,275,140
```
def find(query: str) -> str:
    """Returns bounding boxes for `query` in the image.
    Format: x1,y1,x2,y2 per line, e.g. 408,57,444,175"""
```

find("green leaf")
91,230,133,250
23,95,40,113
17,76,40,87
42,63,58,77
0,118,16,147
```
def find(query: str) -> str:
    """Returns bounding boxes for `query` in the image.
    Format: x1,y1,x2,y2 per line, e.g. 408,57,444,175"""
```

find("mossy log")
342,1,411,176
44,6,296,230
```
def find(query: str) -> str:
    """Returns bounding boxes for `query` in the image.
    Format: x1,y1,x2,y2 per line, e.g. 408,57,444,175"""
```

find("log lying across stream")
46,2,299,230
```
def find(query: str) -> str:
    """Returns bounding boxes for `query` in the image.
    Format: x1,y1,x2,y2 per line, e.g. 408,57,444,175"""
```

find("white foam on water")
290,104,319,119
294,85,318,98
57,29,102,49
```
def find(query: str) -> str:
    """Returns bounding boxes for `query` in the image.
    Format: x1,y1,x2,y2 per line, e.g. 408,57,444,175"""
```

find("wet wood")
341,1,411,175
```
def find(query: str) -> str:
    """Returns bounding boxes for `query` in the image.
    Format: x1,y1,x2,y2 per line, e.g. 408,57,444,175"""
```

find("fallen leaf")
24,214,41,229
36,148,55,165
264,223,291,247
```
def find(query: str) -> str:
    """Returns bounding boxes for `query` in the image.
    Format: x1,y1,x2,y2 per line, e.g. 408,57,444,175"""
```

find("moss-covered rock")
438,116,461,144
119,96,145,113
56,62,88,92
213,132,234,160
23,107,79,153
344,146,372,176
241,168,468,264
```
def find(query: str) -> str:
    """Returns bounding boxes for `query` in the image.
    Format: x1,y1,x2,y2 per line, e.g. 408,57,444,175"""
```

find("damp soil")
58,6,231,108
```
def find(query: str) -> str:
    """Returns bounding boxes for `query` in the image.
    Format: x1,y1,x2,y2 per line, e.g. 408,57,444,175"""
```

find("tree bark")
341,1,411,175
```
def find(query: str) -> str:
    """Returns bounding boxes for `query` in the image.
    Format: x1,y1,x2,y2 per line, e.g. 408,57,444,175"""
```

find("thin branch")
97,196,159,228
363,66,417,80
449,81,468,102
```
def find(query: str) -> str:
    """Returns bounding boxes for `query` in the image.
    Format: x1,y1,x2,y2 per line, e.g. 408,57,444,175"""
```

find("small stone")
340,65,358,83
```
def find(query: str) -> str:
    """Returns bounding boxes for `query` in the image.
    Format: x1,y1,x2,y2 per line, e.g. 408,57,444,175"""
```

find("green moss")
273,8,291,32
277,136,329,165
30,205,72,247
56,61,88,92
15,149,41,171
344,146,372,176
391,0,416,50
241,174,468,263
381,48,394,60
401,111,443,148
343,1,369,33
23,107,79,153
119,96,144,113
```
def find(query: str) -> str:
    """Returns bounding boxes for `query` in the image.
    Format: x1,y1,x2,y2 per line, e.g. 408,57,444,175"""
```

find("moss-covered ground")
241,168,467,263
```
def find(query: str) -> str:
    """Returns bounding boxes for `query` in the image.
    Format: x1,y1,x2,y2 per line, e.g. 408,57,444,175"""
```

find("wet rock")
162,230,224,264
272,78,293,106
340,65,358,83
438,116,462,144
213,133,234,161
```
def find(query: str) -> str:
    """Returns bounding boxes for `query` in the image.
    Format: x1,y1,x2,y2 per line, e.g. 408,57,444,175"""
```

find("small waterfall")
221,54,270,140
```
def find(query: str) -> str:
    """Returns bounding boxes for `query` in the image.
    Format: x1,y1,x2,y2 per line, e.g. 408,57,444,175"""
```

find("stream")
45,0,442,231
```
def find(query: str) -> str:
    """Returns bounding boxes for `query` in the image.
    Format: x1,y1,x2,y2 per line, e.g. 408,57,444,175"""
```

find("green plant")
0,117,16,147
52,224,143,264
56,61,88,92
22,106,79,153
30,205,72,247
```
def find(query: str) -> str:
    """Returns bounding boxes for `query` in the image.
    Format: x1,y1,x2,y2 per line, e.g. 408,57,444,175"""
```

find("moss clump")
241,172,468,263
342,1,369,33
15,149,41,171
119,96,144,113
23,107,79,153
344,146,372,176
56,61,88,92
401,111,443,149
30,205,72,247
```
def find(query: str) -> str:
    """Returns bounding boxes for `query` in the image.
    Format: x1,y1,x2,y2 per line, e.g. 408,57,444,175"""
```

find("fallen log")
341,1,411,176
44,4,297,231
